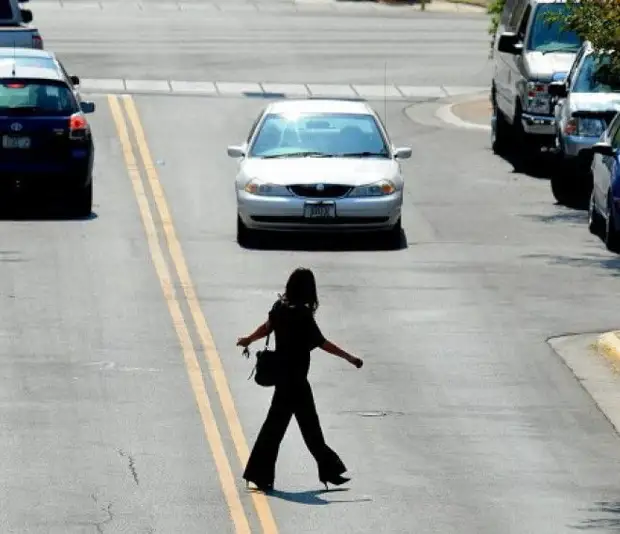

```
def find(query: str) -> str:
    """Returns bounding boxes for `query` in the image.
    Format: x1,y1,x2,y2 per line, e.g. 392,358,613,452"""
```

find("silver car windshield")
573,54,620,94
526,4,581,54
248,112,390,158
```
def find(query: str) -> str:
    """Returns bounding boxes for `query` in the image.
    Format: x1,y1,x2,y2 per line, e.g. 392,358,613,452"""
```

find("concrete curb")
434,91,491,131
596,331,620,373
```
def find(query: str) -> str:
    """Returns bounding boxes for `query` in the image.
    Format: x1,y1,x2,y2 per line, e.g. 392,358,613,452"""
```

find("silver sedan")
227,98,411,246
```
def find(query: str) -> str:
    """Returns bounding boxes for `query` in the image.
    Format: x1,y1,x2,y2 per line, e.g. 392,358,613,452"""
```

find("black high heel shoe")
245,479,274,493
320,474,351,490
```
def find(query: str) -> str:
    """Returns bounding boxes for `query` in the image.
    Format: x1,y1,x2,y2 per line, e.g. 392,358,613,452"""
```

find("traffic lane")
34,5,491,86
132,94,620,532
0,96,238,534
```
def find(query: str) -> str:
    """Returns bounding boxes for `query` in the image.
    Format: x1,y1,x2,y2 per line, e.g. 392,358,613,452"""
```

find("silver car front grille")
287,184,353,198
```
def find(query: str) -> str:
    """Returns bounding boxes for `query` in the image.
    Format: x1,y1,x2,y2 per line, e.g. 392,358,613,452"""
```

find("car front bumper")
237,190,402,232
561,133,600,159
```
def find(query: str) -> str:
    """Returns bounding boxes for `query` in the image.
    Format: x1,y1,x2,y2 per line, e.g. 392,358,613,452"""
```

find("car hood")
240,157,401,186
524,51,577,82
568,92,620,113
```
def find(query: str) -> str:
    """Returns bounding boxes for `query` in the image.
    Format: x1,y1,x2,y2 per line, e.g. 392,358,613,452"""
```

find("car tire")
606,194,620,253
550,165,574,206
382,217,402,249
70,181,92,218
513,102,539,165
237,214,254,247
588,189,604,236
491,93,511,155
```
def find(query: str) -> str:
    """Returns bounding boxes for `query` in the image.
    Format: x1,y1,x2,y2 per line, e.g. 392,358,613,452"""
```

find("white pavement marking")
435,101,491,131
125,79,171,92
307,83,357,97
398,86,447,98
75,78,488,100
352,84,404,99
261,83,310,97
169,81,218,94
215,82,263,94
31,0,486,12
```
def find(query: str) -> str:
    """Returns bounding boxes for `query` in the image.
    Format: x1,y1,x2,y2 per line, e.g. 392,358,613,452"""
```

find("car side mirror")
80,101,95,114
590,142,616,157
227,145,246,158
394,147,412,160
548,81,568,98
70,75,80,86
497,32,523,55
20,9,32,23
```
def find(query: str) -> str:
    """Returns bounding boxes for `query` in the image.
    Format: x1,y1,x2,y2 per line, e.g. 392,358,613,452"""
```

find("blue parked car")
588,114,620,252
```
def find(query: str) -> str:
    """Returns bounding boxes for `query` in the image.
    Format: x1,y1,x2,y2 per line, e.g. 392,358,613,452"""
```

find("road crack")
118,449,140,486
90,494,114,534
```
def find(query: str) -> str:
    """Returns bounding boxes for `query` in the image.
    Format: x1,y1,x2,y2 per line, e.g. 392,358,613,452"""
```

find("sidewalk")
334,0,488,12
597,331,620,373
450,97,491,126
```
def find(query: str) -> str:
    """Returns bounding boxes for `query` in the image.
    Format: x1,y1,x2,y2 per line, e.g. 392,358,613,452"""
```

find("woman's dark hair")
283,267,319,312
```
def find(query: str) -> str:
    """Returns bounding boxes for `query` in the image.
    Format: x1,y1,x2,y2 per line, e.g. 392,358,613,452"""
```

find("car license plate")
530,95,550,115
2,135,30,149
304,202,336,218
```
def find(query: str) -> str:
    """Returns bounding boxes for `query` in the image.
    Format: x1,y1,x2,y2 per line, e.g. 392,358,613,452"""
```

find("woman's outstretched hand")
237,336,251,348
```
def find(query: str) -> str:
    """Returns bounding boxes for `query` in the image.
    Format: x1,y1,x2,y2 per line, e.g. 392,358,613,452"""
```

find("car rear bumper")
521,113,555,136
238,190,402,232
0,158,93,192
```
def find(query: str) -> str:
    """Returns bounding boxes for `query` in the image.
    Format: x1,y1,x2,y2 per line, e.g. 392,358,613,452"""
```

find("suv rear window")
0,80,77,116
0,0,14,20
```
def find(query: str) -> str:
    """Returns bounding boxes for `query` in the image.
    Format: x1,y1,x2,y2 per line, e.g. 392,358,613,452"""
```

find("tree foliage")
546,0,620,78
487,0,506,37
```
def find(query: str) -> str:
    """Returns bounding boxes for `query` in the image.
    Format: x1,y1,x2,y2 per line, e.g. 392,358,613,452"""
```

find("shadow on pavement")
259,487,372,506
241,230,408,252
519,210,588,225
521,253,620,275
0,199,98,222
571,501,620,530
495,145,557,181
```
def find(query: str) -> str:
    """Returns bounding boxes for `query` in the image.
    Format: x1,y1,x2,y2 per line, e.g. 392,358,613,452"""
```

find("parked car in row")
587,116,620,252
0,48,96,215
0,0,42,49
549,41,620,206
491,0,582,158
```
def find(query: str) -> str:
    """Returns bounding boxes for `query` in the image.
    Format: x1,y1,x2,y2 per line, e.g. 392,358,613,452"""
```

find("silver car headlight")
348,179,397,197
243,179,292,196
564,116,606,138
525,81,551,114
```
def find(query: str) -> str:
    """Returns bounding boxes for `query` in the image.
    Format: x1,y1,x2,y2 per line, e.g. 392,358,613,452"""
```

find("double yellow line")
108,94,279,534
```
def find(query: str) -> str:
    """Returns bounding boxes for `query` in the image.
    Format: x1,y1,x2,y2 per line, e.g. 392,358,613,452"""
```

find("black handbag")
244,333,281,387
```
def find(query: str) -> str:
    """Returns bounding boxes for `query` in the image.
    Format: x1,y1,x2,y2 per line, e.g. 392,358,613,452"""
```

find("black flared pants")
243,378,346,486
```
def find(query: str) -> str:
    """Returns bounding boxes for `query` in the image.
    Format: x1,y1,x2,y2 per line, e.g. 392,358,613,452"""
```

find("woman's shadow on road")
249,487,372,506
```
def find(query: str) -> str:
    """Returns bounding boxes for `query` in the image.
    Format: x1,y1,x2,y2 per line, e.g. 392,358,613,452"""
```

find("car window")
612,119,620,149
516,4,530,40
526,3,582,53
248,112,390,158
0,57,57,70
0,80,77,116
572,54,620,94
0,0,14,20
566,46,586,89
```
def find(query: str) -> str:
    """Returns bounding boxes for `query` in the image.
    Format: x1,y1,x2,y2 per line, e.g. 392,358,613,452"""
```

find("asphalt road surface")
4,1,620,533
